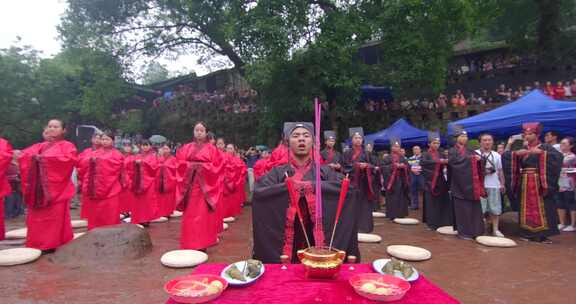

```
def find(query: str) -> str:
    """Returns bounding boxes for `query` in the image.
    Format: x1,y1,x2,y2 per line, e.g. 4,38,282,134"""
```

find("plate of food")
164,274,227,304
372,258,419,282
220,259,265,286
349,273,411,302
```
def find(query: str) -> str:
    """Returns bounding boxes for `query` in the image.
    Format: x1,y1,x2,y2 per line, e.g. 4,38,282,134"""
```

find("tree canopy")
0,45,130,147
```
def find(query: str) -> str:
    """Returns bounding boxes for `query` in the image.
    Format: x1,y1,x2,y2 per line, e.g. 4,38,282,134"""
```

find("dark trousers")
4,191,24,218
410,174,424,208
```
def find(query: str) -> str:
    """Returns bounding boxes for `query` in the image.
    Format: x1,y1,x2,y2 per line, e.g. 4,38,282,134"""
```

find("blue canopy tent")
363,119,430,149
448,90,576,139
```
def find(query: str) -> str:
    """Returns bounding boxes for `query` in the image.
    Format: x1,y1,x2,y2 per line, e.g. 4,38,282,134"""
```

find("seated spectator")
554,81,566,100
544,81,555,97
437,94,447,109
451,94,459,107
564,81,572,99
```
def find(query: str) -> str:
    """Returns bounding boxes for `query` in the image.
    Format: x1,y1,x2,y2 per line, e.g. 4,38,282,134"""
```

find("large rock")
50,224,152,267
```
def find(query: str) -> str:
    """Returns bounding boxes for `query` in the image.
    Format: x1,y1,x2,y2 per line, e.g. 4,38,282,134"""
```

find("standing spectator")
557,137,576,232
476,134,505,237
4,150,24,218
408,146,424,210
544,131,561,151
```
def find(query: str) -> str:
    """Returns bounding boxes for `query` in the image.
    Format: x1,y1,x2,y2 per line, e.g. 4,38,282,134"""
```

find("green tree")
58,1,495,140
141,61,170,84
0,45,131,147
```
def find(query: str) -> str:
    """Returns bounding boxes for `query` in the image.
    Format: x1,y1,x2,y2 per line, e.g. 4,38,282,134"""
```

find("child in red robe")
126,140,158,225
78,130,124,230
156,143,178,218
176,122,224,250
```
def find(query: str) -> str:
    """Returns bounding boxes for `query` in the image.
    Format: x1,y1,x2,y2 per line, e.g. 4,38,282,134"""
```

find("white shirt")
476,149,502,188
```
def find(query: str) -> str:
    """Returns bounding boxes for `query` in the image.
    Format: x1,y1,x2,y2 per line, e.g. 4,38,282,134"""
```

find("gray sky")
0,0,210,77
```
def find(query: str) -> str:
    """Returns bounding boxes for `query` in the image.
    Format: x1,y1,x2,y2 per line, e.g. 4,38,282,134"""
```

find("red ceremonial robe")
126,151,158,224
119,154,133,214
221,152,236,222
253,158,269,181
19,140,77,250
176,142,223,250
265,144,289,173
0,138,13,240
156,155,178,217
225,155,247,218
78,147,99,219
79,148,124,230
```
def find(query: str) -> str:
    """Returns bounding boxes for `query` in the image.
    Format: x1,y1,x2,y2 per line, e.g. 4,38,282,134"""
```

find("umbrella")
149,135,167,145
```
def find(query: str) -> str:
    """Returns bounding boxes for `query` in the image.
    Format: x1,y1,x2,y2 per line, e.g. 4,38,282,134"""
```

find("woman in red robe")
253,150,270,181
223,144,246,218
221,148,236,221
176,122,223,250
78,131,124,230
19,119,77,251
126,140,158,225
119,143,134,217
77,133,101,219
156,143,178,218
265,141,289,173
0,137,13,240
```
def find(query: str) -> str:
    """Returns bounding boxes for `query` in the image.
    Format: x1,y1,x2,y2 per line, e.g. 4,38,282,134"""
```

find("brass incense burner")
297,246,346,279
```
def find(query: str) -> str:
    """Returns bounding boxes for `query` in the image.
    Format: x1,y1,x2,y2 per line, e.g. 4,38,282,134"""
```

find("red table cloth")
166,263,460,304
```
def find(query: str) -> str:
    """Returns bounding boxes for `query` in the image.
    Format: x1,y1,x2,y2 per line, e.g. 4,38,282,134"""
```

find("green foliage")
141,62,170,84
0,45,130,147
57,0,576,144
488,0,576,61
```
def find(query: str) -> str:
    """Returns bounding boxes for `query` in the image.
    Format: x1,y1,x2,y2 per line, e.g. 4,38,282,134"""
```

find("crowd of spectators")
447,53,536,79
364,78,576,113
151,84,258,115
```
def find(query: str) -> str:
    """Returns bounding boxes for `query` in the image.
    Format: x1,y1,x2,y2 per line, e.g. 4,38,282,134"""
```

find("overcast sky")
0,0,209,77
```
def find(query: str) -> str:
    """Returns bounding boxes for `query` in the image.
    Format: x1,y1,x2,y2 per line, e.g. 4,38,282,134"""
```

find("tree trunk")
535,0,561,63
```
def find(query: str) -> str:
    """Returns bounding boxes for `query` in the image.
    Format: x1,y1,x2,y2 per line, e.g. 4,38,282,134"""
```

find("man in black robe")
381,138,411,220
320,130,342,171
365,140,383,211
342,127,375,233
502,123,562,243
448,127,486,239
421,132,454,229
252,122,359,263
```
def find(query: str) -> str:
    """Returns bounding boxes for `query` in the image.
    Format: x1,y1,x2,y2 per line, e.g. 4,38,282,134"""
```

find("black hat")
283,122,314,139
324,130,337,140
428,131,441,143
453,125,467,137
389,135,401,147
349,127,364,138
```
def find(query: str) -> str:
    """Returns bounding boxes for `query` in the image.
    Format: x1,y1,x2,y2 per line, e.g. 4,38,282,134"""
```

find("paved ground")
1,206,575,304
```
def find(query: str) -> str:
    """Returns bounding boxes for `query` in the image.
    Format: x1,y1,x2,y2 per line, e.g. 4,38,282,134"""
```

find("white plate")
220,261,265,287
372,258,419,282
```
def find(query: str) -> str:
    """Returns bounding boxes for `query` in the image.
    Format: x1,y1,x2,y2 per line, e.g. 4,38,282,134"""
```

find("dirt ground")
1,206,575,304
